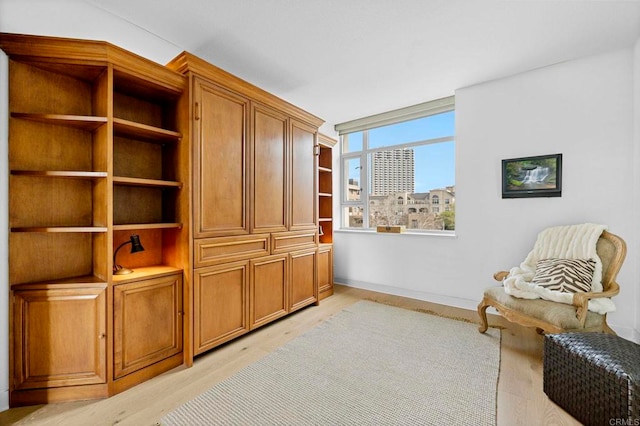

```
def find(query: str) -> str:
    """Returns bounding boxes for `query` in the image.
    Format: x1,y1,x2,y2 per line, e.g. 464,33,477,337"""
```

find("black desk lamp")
113,234,145,275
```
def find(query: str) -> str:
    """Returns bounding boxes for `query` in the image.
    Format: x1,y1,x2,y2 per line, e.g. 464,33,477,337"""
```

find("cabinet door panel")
194,78,249,237
13,287,107,390
194,262,249,354
290,249,317,312
252,104,288,233
318,245,333,299
250,255,288,329
290,119,316,230
113,274,183,379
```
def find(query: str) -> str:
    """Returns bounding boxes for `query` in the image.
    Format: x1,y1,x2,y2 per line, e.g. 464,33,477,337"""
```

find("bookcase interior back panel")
9,121,94,171
10,233,94,285
113,186,164,224
10,177,94,227
9,61,97,115
113,228,165,269
113,137,162,179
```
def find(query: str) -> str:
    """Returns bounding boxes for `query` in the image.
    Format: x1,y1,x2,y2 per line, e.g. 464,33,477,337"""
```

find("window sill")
335,228,457,238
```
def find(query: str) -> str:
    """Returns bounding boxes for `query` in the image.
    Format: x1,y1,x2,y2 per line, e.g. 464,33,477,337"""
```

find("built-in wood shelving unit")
3,32,189,408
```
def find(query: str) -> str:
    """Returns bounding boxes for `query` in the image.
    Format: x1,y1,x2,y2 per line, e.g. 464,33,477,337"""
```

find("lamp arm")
113,240,132,269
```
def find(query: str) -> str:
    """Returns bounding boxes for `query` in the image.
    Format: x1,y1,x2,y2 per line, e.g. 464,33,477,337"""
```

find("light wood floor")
0,284,580,426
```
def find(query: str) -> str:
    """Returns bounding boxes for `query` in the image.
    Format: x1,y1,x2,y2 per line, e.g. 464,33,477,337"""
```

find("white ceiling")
5,0,640,131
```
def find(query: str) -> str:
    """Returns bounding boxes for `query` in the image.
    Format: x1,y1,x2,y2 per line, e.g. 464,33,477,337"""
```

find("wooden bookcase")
2,32,329,406
2,33,189,406
317,133,336,300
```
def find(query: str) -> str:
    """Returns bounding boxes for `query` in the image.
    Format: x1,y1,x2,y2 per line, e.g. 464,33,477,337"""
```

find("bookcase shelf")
113,176,182,188
11,170,107,179
11,113,107,130
114,117,181,144
11,226,108,233
11,275,108,290
113,223,182,231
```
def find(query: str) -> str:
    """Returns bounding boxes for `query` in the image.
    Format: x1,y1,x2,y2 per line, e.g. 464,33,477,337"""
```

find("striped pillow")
532,258,596,293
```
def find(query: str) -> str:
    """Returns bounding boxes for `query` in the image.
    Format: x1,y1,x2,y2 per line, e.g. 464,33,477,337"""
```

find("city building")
371,148,415,195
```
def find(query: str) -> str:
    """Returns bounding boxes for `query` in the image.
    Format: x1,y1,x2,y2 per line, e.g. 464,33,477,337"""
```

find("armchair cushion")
484,286,606,331
532,258,596,293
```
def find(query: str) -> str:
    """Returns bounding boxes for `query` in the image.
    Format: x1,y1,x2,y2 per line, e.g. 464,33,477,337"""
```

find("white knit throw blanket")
503,223,615,314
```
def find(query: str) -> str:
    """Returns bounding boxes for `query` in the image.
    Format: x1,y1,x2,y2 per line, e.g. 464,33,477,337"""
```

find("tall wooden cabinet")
2,33,189,406
167,52,324,356
3,32,333,407
317,134,336,300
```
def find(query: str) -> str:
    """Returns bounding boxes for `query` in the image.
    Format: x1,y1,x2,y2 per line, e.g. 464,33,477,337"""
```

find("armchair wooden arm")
572,281,621,326
493,271,509,281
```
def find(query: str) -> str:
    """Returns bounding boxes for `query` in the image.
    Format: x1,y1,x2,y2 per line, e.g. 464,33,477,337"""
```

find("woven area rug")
162,300,501,426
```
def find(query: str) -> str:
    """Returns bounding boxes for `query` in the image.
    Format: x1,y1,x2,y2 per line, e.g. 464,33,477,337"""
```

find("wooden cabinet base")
110,353,184,395
319,287,334,301
10,383,108,407
9,354,185,407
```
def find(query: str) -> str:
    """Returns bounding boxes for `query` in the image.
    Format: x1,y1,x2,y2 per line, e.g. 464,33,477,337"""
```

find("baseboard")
334,278,640,343
334,278,479,312
0,389,8,412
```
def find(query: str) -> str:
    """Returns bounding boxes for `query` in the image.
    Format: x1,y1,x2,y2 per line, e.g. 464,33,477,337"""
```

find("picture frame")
501,153,562,198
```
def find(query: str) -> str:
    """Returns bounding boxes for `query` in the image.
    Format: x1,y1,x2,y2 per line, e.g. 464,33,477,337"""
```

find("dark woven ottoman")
544,332,640,426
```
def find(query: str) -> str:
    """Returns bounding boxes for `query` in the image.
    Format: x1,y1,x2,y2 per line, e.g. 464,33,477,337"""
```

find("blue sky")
345,111,455,193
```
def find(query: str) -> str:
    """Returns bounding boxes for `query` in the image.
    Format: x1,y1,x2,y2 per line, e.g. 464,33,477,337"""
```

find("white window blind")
334,96,455,136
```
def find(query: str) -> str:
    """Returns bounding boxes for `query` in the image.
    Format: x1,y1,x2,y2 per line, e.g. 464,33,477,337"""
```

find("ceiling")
8,0,640,131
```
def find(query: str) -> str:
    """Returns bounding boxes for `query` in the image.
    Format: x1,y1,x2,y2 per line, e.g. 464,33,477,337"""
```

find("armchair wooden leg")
477,298,490,333
603,322,617,335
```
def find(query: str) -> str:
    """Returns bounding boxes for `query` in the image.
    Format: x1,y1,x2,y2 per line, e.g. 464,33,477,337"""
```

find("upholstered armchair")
478,230,626,335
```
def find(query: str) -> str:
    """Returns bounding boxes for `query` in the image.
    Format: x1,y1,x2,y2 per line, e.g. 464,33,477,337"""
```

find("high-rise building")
371,148,415,195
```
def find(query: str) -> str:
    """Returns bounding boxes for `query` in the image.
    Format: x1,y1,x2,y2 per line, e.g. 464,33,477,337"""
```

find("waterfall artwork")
502,153,562,198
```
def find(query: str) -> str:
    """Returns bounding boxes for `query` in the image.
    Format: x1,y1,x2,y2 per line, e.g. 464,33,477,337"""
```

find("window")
337,96,455,232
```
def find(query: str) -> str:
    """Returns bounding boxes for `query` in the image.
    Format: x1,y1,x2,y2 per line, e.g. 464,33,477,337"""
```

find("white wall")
634,40,640,340
335,48,638,339
0,0,182,65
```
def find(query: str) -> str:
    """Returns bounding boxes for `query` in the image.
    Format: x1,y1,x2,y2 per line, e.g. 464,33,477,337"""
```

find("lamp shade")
129,234,144,253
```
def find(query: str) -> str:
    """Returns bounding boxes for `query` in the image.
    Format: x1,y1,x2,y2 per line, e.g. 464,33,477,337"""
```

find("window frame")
337,97,455,234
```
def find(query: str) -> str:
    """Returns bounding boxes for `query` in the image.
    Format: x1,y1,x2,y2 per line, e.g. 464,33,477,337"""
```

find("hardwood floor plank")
0,284,580,426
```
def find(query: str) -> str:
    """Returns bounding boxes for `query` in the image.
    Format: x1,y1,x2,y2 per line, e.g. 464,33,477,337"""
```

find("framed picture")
502,153,562,198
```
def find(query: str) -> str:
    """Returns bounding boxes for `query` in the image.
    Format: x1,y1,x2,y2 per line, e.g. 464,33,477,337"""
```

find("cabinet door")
250,254,288,329
289,249,317,312
290,119,317,230
194,262,249,355
12,287,107,390
194,77,249,237
252,103,288,233
113,274,183,379
318,245,333,300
